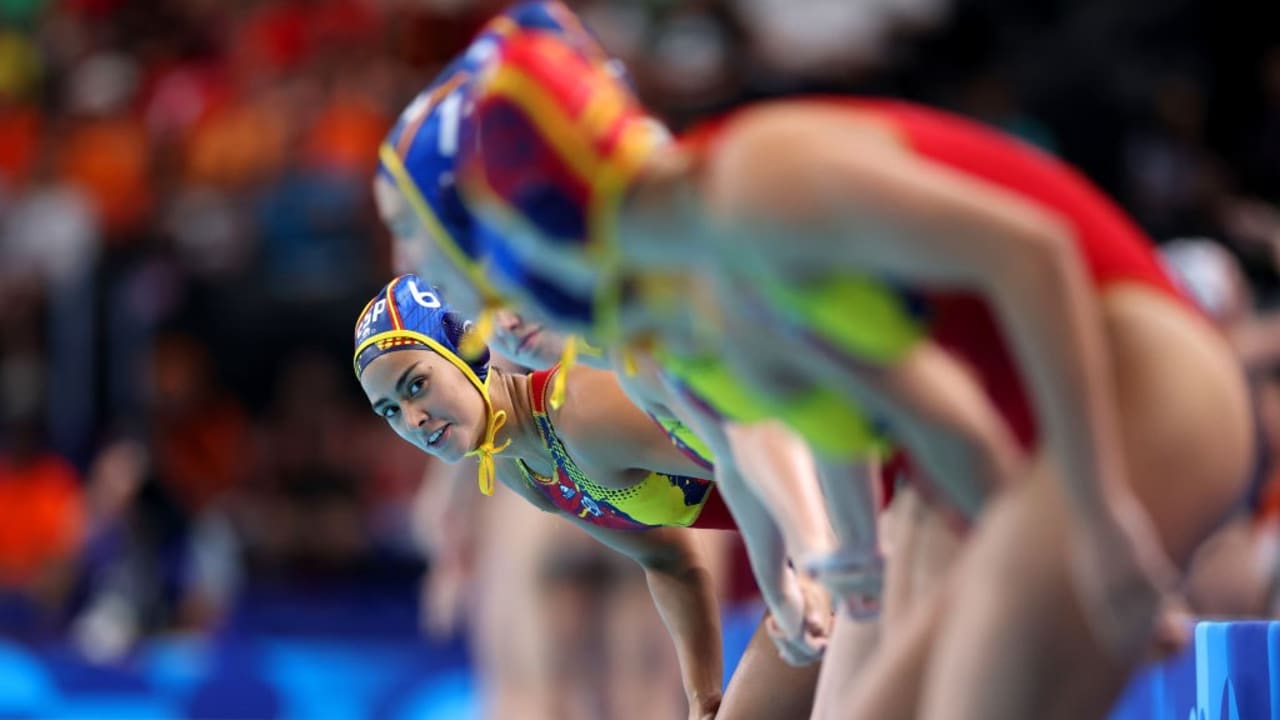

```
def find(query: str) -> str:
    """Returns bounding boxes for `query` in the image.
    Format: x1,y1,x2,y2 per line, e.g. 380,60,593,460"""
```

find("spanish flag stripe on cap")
482,58,634,189
473,98,593,219
483,65,599,187
386,277,404,330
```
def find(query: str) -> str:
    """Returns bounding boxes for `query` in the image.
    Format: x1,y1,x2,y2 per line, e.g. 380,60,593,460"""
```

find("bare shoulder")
701,101,906,221
553,364,714,479
719,101,903,153
551,364,646,440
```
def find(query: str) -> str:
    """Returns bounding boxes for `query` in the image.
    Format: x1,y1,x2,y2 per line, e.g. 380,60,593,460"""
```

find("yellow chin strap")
465,401,511,496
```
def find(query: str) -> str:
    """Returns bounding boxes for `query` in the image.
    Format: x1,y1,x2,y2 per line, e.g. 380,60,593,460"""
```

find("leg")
809,616,881,720
879,485,961,636
472,491,558,719
807,479,968,719
717,615,823,720
921,476,1126,720
812,484,961,718
475,494,601,720
1184,513,1273,617
834,568,956,720
605,562,685,720
920,287,1254,720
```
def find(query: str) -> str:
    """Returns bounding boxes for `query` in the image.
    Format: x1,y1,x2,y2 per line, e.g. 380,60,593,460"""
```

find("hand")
765,566,834,666
688,691,722,720
1145,593,1194,662
1068,489,1180,661
802,548,884,622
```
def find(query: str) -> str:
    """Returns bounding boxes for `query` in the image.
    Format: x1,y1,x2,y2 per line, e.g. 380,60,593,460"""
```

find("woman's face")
374,175,487,319
360,348,487,463
489,308,571,370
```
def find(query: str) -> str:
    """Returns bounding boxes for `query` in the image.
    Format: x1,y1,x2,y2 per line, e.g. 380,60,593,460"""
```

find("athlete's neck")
485,368,548,461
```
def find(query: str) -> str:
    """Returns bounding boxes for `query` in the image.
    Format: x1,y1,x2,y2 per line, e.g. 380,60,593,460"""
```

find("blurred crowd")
1,0,1279,661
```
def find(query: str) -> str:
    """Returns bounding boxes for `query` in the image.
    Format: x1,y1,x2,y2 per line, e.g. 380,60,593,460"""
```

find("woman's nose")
407,403,431,428
495,310,520,333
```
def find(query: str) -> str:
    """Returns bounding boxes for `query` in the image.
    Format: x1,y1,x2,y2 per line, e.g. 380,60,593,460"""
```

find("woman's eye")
382,406,400,419
409,378,425,396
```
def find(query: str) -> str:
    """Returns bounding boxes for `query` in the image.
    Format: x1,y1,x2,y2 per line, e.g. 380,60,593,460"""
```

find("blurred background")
1,0,1279,717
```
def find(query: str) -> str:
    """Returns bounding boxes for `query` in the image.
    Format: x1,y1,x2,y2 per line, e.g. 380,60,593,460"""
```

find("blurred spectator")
0,146,97,290
0,414,86,624
161,186,253,279
183,83,290,190
239,351,421,577
140,55,231,148
301,62,391,177
254,160,369,301
1123,73,1224,239
645,3,745,121
148,332,251,516
956,67,1057,152
59,52,154,245
0,30,41,100
737,0,893,79
69,437,147,661
1241,46,1280,204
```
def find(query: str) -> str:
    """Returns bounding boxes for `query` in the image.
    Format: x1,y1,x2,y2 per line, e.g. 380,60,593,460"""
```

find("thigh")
810,616,882,720
718,615,823,720
917,288,1254,720
921,474,1128,720
604,570,684,720
881,485,961,636
829,488,961,720
838,566,954,720
1103,286,1254,564
1183,514,1273,616
473,498,572,718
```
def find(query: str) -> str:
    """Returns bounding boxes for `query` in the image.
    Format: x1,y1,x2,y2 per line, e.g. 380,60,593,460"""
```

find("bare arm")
612,354,801,581
699,105,1125,526
643,363,836,658
496,460,723,714
611,353,833,549
580,523,724,716
814,339,1026,519
721,419,837,559
615,352,831,659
